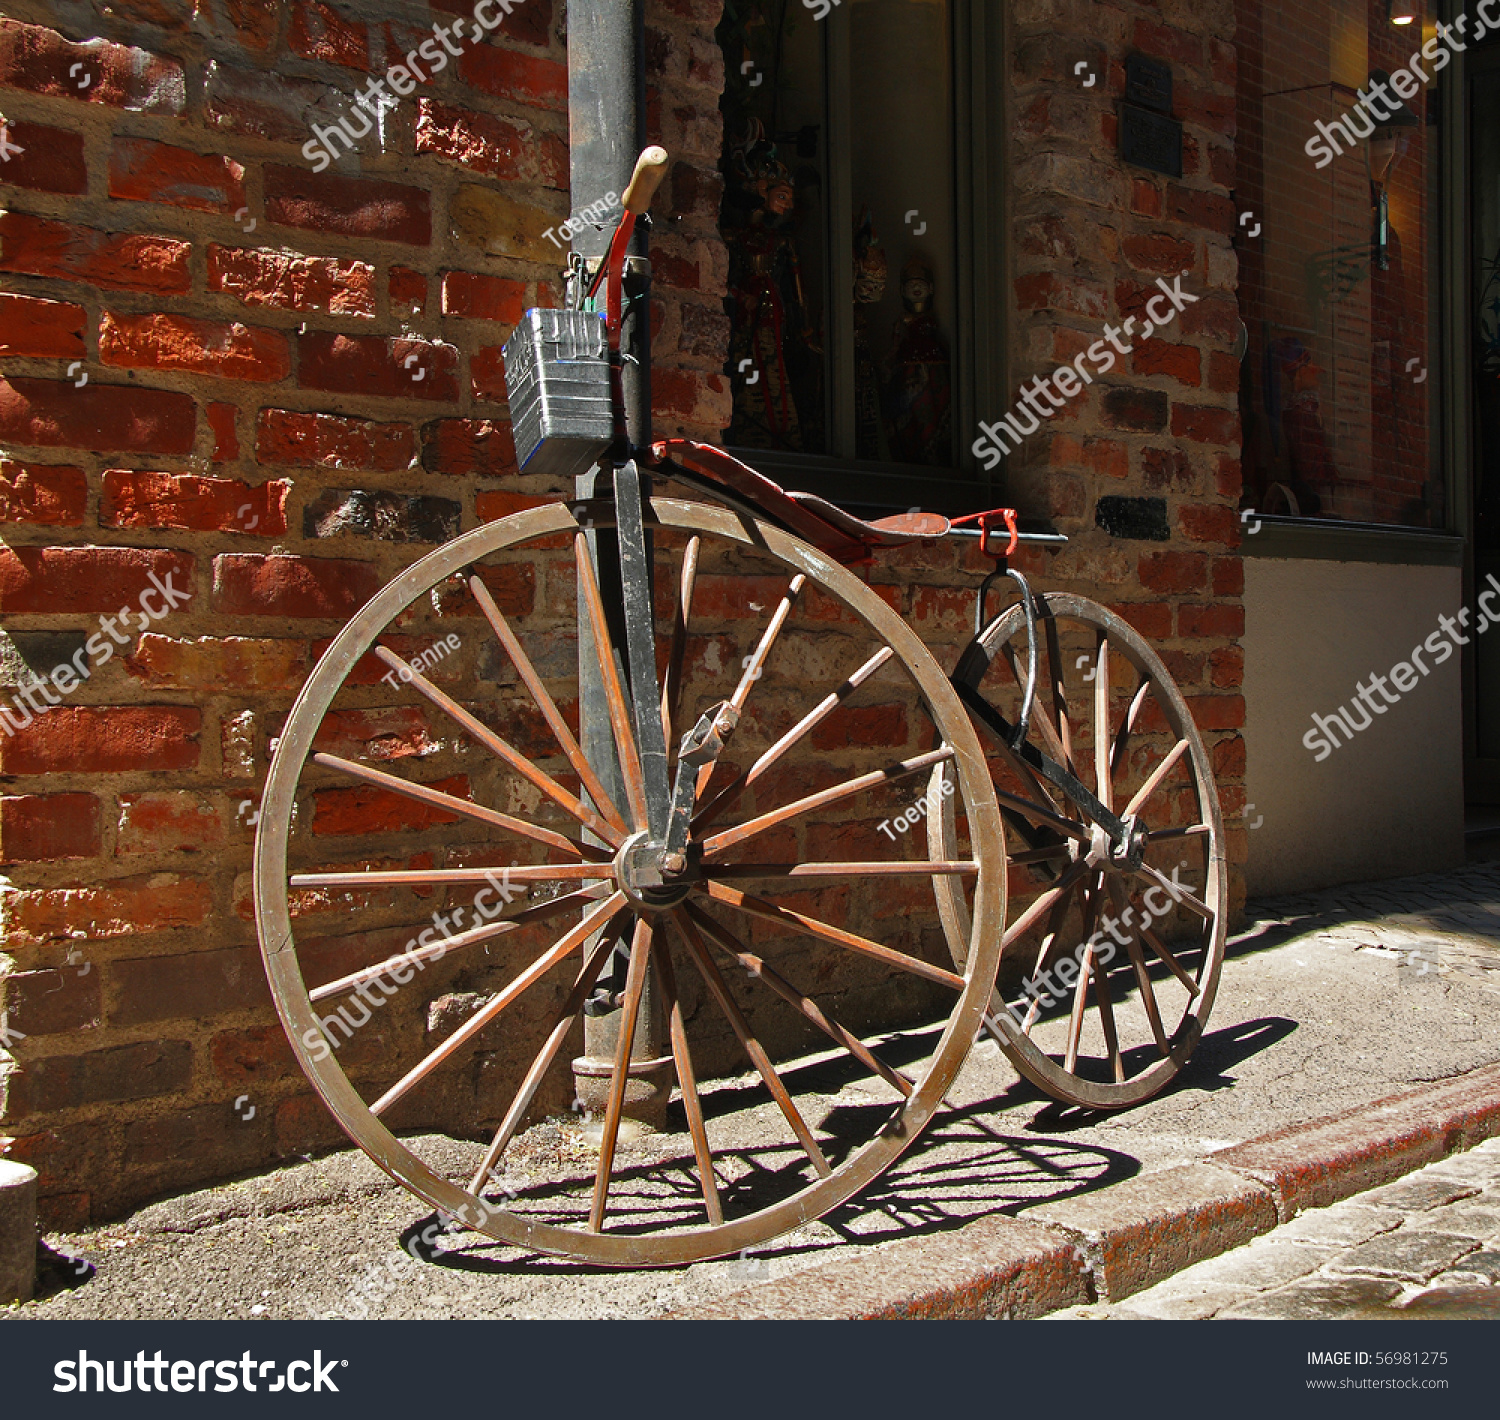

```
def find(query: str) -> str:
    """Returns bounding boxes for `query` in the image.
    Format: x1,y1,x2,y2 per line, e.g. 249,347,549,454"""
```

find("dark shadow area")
30,1239,95,1301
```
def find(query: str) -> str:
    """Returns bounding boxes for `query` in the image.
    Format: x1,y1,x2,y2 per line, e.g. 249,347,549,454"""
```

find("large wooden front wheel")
932,593,1227,1110
253,497,1004,1267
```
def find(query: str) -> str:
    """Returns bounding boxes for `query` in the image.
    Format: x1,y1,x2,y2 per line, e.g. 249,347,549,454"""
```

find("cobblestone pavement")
9,862,1500,1321
1054,1138,1500,1319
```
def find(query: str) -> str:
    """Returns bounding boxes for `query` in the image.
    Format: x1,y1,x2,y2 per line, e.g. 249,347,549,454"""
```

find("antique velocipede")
254,149,1226,1267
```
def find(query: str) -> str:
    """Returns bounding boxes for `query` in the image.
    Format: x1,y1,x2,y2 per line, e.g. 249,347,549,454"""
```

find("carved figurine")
853,209,888,461
884,255,951,467
723,123,814,450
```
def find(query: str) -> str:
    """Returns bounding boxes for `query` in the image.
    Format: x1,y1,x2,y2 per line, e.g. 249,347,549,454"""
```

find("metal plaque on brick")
1125,53,1173,113
1120,103,1182,178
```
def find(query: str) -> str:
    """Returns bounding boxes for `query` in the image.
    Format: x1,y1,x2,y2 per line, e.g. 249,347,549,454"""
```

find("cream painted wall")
1243,558,1465,896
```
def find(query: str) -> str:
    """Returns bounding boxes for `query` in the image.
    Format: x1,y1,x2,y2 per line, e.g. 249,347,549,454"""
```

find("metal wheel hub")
613,830,696,911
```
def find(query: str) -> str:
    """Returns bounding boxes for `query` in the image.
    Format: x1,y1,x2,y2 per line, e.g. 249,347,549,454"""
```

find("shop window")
714,2,995,505
1236,0,1442,529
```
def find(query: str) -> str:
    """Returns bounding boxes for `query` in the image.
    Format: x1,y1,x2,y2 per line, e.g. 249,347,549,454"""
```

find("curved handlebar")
622,146,670,215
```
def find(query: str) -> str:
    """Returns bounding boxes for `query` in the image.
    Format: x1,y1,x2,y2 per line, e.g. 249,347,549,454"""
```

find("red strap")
951,507,1019,558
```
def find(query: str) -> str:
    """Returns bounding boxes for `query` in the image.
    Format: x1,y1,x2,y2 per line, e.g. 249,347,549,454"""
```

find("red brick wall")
0,0,729,1225
0,0,1246,1226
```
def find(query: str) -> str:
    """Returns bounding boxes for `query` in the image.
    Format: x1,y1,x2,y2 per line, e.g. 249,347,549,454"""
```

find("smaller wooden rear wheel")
932,592,1227,1109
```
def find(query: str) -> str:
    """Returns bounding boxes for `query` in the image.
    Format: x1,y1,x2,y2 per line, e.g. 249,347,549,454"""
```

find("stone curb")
668,1062,1500,1320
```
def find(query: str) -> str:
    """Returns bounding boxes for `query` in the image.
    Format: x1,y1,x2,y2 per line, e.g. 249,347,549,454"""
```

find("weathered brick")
116,791,227,855
0,707,201,775
124,1100,272,1173
210,1024,295,1090
111,945,268,1026
1132,341,1201,385
304,489,460,542
212,553,382,619
0,119,86,193
0,792,100,861
100,312,290,383
312,706,441,761
299,331,459,402
420,418,516,477
0,212,191,294
263,164,432,245
0,460,86,527
289,0,368,67
208,245,376,318
0,545,195,615
256,409,414,471
0,19,186,113
449,183,562,264
0,377,196,455
457,45,567,110
389,266,428,314
312,772,470,836
1172,403,1239,445
475,490,549,522
441,271,526,325
203,62,340,144
4,1040,193,1116
1138,550,1208,595
0,294,86,359
416,100,564,187
108,138,246,213
102,470,289,535
1178,602,1245,639
1177,503,1238,545
470,346,508,402
1102,387,1169,432
4,874,213,945
2,968,101,1036
128,634,306,691
1187,694,1245,730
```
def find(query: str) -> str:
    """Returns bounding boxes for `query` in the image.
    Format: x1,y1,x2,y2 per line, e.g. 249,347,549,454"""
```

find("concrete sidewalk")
7,861,1500,1322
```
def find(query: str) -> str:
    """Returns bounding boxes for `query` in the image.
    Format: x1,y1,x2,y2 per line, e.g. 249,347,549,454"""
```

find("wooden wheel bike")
253,149,1225,1266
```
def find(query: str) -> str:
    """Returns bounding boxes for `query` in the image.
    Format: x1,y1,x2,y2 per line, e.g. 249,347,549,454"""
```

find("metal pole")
568,0,672,1131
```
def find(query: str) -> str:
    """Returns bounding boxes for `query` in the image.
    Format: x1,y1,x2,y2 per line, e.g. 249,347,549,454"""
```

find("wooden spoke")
1121,738,1191,818
1001,858,1090,950
468,575,629,838
1020,880,1081,1033
650,927,722,1225
694,570,803,801
1094,631,1111,810
1042,614,1075,774
369,892,627,1117
574,531,651,831
659,536,700,755
1106,877,1169,1057
312,752,606,861
1092,948,1125,1084
686,904,913,1099
589,916,653,1233
693,645,895,829
466,928,620,1196
290,863,605,889
701,747,954,859
1132,860,1216,922
705,859,977,882
1063,872,1105,1073
670,910,832,1179
1111,675,1153,781
1139,918,1204,995
373,644,623,848
704,881,964,990
730,575,805,716
310,885,609,1003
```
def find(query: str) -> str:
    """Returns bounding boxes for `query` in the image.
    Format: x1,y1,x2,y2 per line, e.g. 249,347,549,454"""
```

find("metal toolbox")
502,308,614,480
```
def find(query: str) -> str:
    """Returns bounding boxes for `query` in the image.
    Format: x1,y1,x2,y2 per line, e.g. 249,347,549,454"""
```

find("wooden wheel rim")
933,592,1226,1110
253,497,1005,1266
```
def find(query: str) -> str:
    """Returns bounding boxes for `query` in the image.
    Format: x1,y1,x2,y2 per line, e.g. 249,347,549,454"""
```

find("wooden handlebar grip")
622,146,670,215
